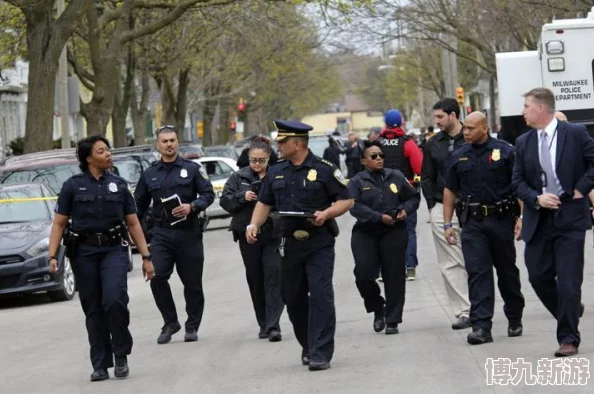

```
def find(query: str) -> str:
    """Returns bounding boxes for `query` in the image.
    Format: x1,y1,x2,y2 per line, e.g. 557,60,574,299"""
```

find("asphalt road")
1,210,592,393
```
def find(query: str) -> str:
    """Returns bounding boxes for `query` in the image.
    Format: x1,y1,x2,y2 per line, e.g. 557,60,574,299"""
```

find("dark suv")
0,183,75,301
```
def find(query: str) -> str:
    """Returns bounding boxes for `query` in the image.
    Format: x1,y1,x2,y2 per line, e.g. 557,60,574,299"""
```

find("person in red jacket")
379,110,423,280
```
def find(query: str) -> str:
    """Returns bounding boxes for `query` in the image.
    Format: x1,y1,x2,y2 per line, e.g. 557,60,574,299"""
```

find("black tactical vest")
380,136,414,180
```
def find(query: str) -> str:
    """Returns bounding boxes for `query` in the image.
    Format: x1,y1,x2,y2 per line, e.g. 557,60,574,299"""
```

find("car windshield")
0,189,51,223
308,138,329,157
203,147,236,159
112,158,142,185
0,163,79,193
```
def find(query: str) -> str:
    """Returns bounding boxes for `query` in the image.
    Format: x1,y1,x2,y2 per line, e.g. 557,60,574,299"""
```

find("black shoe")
385,324,399,335
114,356,129,378
308,361,331,371
157,322,181,344
90,369,109,382
258,329,269,339
301,350,310,366
268,330,282,342
184,329,198,342
508,324,523,338
451,316,471,330
467,328,493,345
373,310,386,333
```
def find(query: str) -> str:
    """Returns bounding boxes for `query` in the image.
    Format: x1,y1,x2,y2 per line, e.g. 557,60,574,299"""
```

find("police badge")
181,168,188,178
492,149,501,162
108,182,118,193
390,183,398,194
307,169,317,182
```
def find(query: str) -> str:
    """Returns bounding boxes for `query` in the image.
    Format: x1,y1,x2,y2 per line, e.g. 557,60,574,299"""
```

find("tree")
3,0,92,153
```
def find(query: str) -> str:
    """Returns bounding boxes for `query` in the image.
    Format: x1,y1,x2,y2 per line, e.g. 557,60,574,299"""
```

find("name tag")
459,157,468,161
362,187,371,190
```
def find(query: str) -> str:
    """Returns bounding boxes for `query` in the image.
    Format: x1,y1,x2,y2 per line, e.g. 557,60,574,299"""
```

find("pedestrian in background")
237,135,279,168
348,140,420,335
134,125,214,345
48,135,153,382
220,139,284,342
421,98,471,330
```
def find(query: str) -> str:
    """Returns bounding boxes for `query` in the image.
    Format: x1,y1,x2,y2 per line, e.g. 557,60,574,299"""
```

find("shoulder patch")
333,169,348,186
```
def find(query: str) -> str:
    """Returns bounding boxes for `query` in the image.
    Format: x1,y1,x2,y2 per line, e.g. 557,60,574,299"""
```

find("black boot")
467,328,493,345
90,369,109,382
114,356,129,378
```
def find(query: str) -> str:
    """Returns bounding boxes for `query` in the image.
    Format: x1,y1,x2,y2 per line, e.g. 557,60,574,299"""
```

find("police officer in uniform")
443,112,525,345
247,120,353,371
220,139,284,342
134,125,214,344
48,136,153,382
348,140,420,334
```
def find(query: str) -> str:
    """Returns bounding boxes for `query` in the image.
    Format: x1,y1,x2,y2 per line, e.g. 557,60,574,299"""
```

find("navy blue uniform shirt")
445,137,516,204
56,171,136,233
348,168,420,231
134,156,214,223
258,151,350,229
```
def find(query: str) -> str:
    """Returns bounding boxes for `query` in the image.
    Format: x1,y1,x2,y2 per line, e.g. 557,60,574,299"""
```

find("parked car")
178,143,204,160
0,183,75,301
308,135,348,175
203,145,239,161
194,157,238,221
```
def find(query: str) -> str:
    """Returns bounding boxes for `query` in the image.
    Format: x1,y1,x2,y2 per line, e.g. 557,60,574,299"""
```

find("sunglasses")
249,157,269,164
368,153,385,160
156,125,176,134
448,139,455,153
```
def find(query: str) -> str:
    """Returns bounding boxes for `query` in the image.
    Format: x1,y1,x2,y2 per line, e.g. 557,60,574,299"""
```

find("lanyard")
545,126,558,151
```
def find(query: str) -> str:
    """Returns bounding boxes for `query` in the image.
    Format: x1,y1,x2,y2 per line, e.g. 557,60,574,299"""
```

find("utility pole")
58,0,71,149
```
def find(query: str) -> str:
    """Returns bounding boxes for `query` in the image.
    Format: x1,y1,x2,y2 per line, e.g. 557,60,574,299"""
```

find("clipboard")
160,194,187,225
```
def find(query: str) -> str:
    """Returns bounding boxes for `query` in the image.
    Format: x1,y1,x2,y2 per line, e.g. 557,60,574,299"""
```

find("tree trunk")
218,102,230,144
202,99,215,147
176,68,190,140
111,53,135,147
489,73,497,131
131,70,150,145
23,45,59,153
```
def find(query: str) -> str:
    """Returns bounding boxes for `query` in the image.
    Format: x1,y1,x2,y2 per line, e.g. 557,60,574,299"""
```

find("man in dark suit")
512,87,594,357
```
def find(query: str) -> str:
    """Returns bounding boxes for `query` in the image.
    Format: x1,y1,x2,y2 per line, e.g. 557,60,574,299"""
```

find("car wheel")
127,246,133,272
48,257,76,302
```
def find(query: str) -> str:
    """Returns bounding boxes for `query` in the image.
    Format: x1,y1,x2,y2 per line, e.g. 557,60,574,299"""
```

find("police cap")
274,120,313,142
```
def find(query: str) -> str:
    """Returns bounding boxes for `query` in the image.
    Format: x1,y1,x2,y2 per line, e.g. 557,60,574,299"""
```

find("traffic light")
230,121,236,132
466,105,473,115
237,98,246,122
456,87,465,105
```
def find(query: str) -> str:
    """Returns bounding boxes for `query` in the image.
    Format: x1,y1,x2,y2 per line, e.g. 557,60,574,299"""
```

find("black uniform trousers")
460,215,525,331
150,226,205,331
351,226,407,325
524,210,584,346
281,229,336,363
73,244,132,371
237,229,284,334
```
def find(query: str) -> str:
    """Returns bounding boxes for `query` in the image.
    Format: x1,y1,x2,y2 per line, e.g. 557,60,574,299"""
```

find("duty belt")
78,232,127,247
466,200,518,221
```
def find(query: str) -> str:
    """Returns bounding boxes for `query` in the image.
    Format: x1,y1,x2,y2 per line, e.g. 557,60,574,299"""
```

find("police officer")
443,112,525,345
134,125,214,344
220,139,284,342
379,109,423,280
246,120,353,371
348,140,420,334
48,135,153,382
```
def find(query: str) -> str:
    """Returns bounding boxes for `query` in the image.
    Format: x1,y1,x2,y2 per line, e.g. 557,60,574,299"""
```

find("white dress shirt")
537,117,562,194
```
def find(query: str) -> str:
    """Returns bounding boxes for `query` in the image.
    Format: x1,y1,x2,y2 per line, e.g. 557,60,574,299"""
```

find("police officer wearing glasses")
220,139,284,342
443,112,525,345
247,120,353,371
134,125,214,345
348,140,420,335
48,135,153,382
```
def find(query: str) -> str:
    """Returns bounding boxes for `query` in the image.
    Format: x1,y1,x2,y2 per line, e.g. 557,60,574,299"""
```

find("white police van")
496,7,594,144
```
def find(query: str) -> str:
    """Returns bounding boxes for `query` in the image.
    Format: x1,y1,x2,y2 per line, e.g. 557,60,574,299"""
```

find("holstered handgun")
62,224,79,260
196,211,209,233
457,196,471,227
327,218,340,237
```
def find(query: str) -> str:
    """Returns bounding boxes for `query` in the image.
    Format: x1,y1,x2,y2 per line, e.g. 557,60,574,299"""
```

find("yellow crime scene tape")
0,197,58,203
